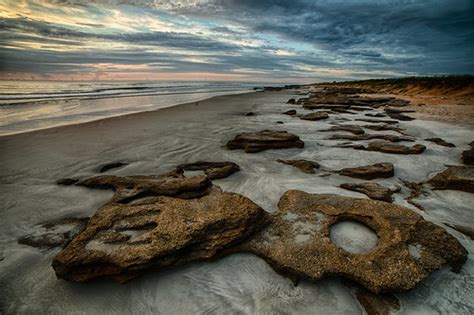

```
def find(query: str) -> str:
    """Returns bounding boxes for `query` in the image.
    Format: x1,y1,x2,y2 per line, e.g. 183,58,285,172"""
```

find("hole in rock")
329,220,378,254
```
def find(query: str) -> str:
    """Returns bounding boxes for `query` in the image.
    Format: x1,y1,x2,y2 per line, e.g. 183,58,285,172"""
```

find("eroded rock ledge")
230,191,467,293
226,130,304,153
427,166,474,193
175,161,240,180
340,182,400,202
277,159,320,174
52,187,269,283
338,163,394,180
76,171,213,203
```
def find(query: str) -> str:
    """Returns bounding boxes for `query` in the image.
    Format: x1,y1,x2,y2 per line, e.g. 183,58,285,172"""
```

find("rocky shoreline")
9,86,474,314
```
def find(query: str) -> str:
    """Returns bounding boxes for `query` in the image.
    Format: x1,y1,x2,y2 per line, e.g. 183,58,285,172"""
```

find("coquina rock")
338,163,394,180
230,191,467,293
330,134,414,143
277,159,320,174
76,171,213,203
52,187,269,283
320,125,365,135
427,166,474,193
363,142,426,155
340,182,400,202
299,112,330,121
226,130,304,153
175,161,240,180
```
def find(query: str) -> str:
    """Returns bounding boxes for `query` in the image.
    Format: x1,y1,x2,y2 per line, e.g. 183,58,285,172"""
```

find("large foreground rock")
338,163,394,180
231,191,467,293
76,171,213,203
226,130,304,153
175,161,240,180
340,182,399,202
52,187,269,283
427,166,474,193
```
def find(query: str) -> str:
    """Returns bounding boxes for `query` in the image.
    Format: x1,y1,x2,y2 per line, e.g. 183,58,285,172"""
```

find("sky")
0,0,473,83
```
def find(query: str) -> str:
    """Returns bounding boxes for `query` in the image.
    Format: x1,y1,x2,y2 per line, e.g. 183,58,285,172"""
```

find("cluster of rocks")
19,86,472,315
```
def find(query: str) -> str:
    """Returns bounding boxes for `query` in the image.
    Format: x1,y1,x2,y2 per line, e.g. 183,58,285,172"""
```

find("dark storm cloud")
1,0,473,80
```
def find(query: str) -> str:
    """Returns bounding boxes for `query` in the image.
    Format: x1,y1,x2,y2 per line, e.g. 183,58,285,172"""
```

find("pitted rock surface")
330,134,414,143
361,142,426,155
52,187,269,283
226,130,304,153
427,166,474,193
175,161,240,180
338,163,394,180
320,125,365,135
299,112,330,121
340,182,400,202
231,191,467,293
277,159,320,174
76,171,213,203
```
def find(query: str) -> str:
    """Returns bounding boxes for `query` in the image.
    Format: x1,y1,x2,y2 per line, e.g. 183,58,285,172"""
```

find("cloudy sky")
0,0,473,82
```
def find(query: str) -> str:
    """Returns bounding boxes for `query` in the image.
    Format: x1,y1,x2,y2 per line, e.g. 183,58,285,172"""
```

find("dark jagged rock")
226,130,304,153
427,166,474,193
462,141,474,165
401,180,424,210
386,112,415,121
287,98,296,104
299,112,330,121
364,142,426,155
282,109,297,116
230,191,467,293
356,287,400,315
445,223,474,240
244,112,255,116
56,178,79,186
277,159,320,174
176,161,240,180
356,118,399,125
99,162,129,173
330,134,414,143
18,217,89,249
52,187,269,283
425,138,455,148
276,121,284,124
362,125,406,135
340,182,400,202
365,113,386,118
320,125,365,135
76,171,213,203
338,163,394,180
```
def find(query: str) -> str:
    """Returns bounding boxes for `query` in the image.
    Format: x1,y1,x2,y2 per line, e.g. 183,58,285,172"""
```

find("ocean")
0,80,282,136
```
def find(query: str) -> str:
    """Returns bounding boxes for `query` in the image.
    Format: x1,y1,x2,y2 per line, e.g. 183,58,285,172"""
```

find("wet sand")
1,90,473,314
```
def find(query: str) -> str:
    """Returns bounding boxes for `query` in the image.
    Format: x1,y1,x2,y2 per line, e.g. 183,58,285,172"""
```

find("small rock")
276,121,284,124
365,113,386,118
362,125,406,134
386,112,415,121
287,98,296,104
356,287,400,315
427,166,474,193
99,162,129,173
56,178,79,186
330,134,414,143
18,217,89,249
425,138,455,148
356,118,399,125
340,182,399,202
462,141,474,165
277,159,320,174
76,170,213,203
299,112,329,121
282,109,297,116
320,125,365,135
176,161,240,180
365,142,426,155
226,130,305,153
339,163,394,180
244,112,254,116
